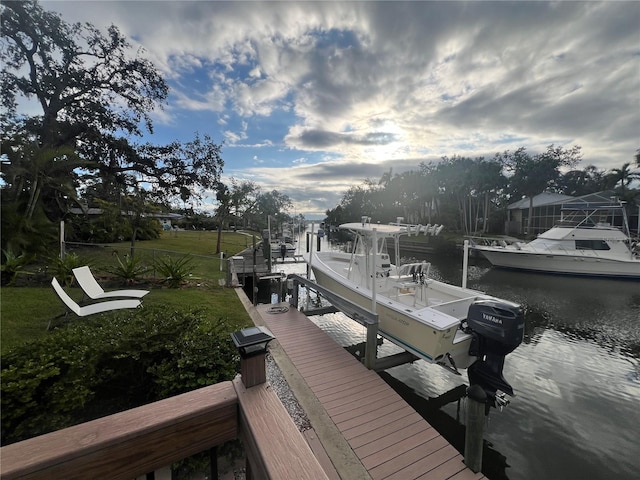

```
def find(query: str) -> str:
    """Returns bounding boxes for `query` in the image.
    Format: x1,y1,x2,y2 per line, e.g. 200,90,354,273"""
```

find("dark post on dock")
231,327,275,388
464,384,487,472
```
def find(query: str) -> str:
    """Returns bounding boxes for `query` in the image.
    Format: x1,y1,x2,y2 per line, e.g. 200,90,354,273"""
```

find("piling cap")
467,384,487,402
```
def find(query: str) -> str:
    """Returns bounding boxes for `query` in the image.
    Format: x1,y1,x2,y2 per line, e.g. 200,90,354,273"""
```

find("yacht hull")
475,247,640,279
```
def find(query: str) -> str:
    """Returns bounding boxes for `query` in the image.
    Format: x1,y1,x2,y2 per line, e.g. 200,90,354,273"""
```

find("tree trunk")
130,227,138,257
26,177,40,220
483,192,490,233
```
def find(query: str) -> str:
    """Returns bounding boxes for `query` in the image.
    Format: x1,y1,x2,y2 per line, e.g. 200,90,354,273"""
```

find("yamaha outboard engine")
464,299,524,408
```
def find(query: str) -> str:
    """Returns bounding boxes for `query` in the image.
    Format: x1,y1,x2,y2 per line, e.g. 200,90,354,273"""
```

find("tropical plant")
154,255,195,288
48,253,84,287
107,254,150,285
605,162,640,202
1,249,36,286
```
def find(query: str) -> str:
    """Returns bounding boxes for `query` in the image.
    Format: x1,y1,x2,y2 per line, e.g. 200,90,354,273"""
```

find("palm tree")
606,163,639,200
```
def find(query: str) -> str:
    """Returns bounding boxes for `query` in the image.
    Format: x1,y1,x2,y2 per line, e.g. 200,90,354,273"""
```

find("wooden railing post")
240,352,267,388
231,327,274,389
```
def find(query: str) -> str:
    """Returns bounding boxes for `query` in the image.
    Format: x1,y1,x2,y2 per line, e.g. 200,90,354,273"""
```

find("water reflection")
465,262,640,358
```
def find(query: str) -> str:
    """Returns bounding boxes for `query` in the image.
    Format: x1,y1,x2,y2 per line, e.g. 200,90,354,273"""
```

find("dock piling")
363,315,378,369
464,384,487,473
462,239,469,289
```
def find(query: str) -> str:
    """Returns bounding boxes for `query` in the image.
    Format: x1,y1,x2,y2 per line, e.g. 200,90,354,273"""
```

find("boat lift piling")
464,384,487,473
462,240,470,289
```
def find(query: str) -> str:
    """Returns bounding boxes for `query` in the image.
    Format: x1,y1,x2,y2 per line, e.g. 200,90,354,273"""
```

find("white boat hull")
475,247,640,279
306,251,495,369
302,219,525,402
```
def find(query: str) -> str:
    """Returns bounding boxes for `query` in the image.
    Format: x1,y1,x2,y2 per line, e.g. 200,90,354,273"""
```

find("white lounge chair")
72,266,149,300
50,277,141,329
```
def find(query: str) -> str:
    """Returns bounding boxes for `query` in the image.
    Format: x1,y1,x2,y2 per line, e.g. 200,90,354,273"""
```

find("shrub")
48,252,85,286
1,249,36,286
1,305,239,445
154,254,195,288
106,253,150,285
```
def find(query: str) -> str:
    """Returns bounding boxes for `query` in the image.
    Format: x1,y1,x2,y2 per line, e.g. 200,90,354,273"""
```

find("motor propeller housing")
464,299,525,406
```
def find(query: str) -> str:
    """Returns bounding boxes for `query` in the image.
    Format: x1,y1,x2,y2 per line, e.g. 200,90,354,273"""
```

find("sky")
38,1,640,218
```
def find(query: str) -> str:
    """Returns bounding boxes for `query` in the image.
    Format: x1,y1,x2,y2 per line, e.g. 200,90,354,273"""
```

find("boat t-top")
304,217,525,405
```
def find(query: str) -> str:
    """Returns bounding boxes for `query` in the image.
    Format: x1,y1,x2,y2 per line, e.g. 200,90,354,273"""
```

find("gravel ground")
266,352,312,432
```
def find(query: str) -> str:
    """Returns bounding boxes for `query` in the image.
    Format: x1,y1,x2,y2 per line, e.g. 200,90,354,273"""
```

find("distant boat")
304,216,524,405
266,220,298,260
270,240,296,259
472,202,640,279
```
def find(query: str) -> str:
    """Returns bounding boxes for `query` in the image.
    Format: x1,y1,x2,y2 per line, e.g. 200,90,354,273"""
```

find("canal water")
272,232,640,480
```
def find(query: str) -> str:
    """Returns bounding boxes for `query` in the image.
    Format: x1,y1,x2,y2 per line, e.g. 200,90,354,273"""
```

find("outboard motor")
464,299,524,408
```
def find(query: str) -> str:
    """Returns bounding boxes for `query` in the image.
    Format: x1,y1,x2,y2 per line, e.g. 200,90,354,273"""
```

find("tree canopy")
1,0,225,254
326,145,638,237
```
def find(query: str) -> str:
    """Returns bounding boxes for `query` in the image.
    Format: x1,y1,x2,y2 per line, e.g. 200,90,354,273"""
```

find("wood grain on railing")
233,377,329,480
1,382,237,480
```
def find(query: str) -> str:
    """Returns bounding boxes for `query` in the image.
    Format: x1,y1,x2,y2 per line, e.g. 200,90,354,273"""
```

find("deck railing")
1,373,328,479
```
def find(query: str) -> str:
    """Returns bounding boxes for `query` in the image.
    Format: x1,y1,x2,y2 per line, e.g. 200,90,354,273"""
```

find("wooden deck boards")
256,303,486,480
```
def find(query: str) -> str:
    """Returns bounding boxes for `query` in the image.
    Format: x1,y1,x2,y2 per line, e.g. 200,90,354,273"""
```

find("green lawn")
1,230,261,355
64,230,259,282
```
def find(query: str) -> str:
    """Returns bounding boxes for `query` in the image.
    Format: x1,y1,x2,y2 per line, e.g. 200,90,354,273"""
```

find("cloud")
36,1,640,216
285,128,399,150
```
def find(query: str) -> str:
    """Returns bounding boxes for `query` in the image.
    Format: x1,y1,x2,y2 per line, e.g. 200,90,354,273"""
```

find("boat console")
463,299,525,409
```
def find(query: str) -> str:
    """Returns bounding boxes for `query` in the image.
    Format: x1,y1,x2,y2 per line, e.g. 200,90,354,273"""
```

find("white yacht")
472,202,640,279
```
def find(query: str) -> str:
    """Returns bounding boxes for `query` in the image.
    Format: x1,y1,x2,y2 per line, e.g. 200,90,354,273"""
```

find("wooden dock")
246,297,486,480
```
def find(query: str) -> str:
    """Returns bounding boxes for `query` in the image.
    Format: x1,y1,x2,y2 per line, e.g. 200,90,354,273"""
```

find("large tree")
1,0,167,147
0,1,225,253
604,162,640,201
212,178,258,253
249,190,293,231
0,0,167,251
499,145,582,235
556,165,604,197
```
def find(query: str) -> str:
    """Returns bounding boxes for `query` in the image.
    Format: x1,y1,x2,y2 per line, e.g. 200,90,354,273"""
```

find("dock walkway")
245,296,485,480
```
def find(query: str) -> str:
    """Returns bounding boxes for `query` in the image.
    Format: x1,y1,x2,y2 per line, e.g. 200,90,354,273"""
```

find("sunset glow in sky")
39,1,640,217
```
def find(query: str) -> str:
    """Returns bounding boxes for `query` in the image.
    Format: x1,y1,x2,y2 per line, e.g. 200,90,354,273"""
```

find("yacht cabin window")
575,240,610,251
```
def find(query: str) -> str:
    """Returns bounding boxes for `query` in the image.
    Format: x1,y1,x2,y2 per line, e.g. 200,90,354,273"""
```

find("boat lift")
288,273,419,371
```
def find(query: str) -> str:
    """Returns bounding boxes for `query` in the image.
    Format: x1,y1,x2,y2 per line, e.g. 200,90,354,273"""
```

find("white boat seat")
397,261,431,278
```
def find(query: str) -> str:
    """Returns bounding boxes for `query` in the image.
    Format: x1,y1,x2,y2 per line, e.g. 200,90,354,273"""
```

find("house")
150,213,184,230
68,207,184,230
505,192,573,236
506,190,639,237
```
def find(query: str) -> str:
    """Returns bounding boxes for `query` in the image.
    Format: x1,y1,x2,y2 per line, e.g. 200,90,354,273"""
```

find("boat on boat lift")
303,216,525,405
471,201,640,279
